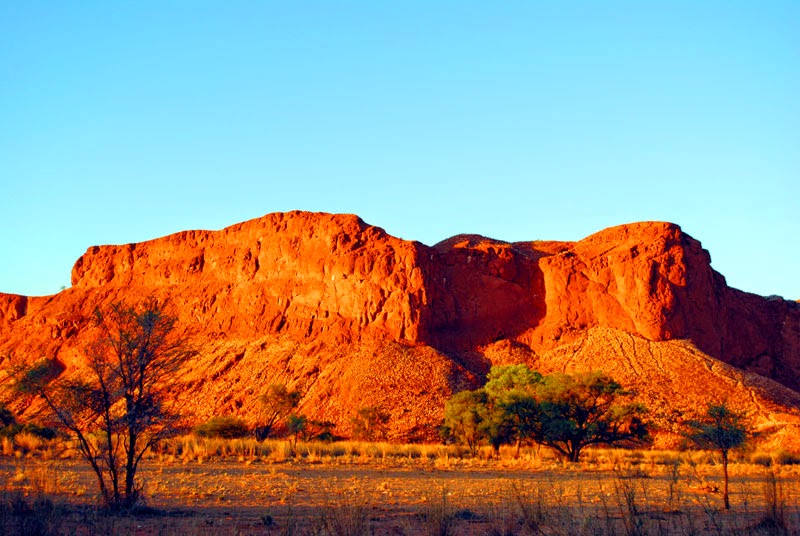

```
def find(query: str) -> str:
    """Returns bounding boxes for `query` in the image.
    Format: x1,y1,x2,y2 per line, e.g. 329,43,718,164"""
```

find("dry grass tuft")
2,439,800,534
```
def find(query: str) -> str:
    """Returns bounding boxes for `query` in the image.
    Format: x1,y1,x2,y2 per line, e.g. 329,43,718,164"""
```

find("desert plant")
319,494,371,536
286,413,307,454
772,449,800,466
510,481,547,533
305,419,338,442
255,383,301,441
350,405,390,442
686,402,748,509
443,366,649,462
614,474,646,536
8,298,194,510
531,371,649,462
0,491,63,536
193,416,250,439
482,365,545,455
0,403,15,428
759,468,788,534
442,390,487,456
418,485,457,536
0,423,58,441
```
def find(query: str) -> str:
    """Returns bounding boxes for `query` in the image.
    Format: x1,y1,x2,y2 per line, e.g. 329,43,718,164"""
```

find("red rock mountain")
2,212,799,447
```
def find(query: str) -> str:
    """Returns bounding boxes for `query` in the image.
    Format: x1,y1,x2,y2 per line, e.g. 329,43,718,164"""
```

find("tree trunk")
568,441,581,463
722,450,730,509
124,427,138,509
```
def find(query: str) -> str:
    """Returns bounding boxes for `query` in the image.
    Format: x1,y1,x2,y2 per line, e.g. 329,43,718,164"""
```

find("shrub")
13,432,45,454
0,402,16,427
350,406,390,442
0,423,58,441
772,449,800,466
751,451,773,467
193,416,250,439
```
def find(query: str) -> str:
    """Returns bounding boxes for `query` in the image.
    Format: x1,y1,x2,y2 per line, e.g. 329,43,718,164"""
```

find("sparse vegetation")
686,402,749,509
350,405,390,442
1,346,795,534
7,298,194,511
442,389,487,456
0,404,59,443
2,439,799,534
193,416,250,439
286,413,307,453
443,365,649,462
255,383,302,441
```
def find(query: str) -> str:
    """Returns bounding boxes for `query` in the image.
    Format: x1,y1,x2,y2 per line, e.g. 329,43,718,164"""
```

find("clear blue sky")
1,2,798,298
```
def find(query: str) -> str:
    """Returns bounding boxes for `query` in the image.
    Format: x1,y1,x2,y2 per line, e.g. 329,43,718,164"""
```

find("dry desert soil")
3,444,800,535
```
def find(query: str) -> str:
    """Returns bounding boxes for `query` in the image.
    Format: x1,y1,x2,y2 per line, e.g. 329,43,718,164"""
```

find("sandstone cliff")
2,211,798,445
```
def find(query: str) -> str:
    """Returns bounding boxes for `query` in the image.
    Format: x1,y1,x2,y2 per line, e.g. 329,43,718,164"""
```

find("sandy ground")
3,456,800,534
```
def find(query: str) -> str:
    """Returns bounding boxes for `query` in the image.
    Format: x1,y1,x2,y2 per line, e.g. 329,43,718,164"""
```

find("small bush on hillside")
772,449,800,466
0,423,58,440
0,403,15,427
255,384,302,440
193,416,250,439
350,406,390,442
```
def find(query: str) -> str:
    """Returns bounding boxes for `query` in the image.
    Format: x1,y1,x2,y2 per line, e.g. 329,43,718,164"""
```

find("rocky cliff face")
2,211,799,444
421,222,800,391
70,212,430,344
528,223,800,389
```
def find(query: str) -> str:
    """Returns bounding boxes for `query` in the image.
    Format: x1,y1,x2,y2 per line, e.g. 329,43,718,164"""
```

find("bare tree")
11,298,193,510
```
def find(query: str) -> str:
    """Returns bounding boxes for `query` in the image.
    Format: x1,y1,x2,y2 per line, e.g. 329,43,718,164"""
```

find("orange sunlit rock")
2,212,798,446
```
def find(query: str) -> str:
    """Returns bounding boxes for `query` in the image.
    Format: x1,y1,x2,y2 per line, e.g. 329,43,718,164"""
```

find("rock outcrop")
2,211,799,445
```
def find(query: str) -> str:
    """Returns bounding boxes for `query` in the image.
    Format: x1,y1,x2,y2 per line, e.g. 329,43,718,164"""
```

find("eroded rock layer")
2,211,799,445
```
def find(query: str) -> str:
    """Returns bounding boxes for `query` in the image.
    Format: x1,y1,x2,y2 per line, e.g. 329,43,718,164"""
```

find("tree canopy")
443,365,648,462
533,371,648,462
255,383,302,440
350,405,391,442
442,389,488,456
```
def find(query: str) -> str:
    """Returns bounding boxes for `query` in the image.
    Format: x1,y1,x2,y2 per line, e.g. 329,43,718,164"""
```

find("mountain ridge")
2,211,799,447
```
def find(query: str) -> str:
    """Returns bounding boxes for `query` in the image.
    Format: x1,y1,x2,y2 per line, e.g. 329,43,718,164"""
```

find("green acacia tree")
442,389,487,456
193,416,250,439
483,365,542,397
687,403,748,509
442,366,648,462
533,371,648,462
350,405,391,442
482,365,543,454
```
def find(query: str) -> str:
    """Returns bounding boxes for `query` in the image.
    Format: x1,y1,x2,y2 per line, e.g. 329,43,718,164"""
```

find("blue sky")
1,2,798,298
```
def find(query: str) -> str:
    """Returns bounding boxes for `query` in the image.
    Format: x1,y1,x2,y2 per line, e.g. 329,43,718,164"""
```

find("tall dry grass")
3,435,800,535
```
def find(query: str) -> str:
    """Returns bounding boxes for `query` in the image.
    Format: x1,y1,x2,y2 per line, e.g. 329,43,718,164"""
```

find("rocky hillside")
2,211,799,447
